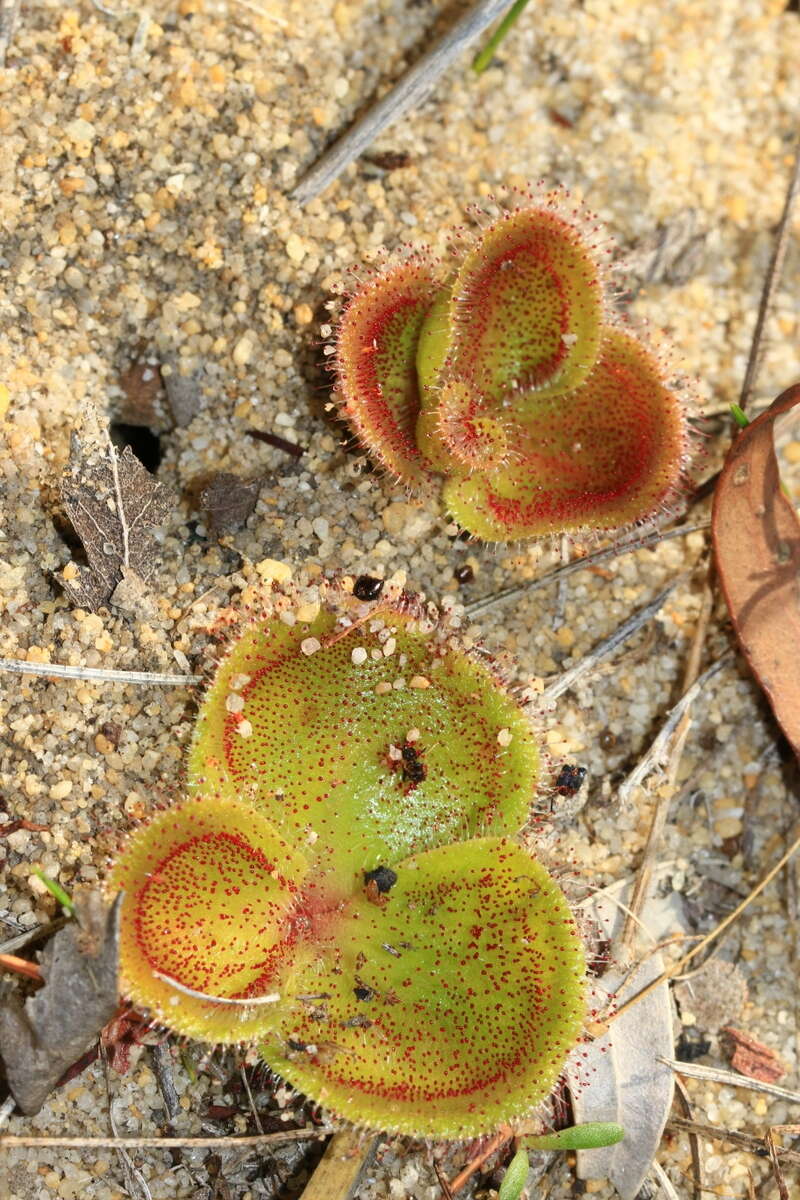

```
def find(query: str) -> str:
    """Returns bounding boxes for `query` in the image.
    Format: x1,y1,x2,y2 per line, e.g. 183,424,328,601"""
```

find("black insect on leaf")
60,435,170,611
0,892,121,1115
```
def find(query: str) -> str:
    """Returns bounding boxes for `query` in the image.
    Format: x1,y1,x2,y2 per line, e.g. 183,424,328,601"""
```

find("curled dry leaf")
712,383,800,758
0,893,121,1115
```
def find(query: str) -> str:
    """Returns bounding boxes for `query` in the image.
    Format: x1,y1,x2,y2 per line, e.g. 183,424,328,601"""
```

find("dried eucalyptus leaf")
0,893,121,1115
568,884,681,1199
61,437,170,611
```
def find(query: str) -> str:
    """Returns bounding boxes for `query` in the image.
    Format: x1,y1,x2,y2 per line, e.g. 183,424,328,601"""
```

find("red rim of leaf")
712,383,800,759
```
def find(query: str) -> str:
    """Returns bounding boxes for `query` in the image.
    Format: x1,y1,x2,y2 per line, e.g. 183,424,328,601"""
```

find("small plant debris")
60,437,171,611
0,893,121,1115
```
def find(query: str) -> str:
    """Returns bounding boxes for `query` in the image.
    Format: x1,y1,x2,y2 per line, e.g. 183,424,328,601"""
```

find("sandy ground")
2,0,800,1196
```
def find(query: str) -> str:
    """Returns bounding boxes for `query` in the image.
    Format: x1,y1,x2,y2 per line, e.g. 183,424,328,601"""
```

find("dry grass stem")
0,1128,334,1151
668,1117,800,1167
290,0,515,205
541,580,680,703
588,823,800,1033
464,521,709,618
659,1058,800,1105
673,1075,704,1200
739,135,800,411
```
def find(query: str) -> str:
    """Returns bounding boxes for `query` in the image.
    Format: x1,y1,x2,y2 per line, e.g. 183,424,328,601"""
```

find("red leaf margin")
712,383,800,758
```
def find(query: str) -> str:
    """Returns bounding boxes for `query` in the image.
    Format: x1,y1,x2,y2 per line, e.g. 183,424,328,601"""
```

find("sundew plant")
110,576,587,1137
334,190,690,541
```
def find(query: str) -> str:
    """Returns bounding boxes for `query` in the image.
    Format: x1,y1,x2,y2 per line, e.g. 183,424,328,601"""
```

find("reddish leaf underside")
443,329,687,540
336,258,441,489
712,383,800,759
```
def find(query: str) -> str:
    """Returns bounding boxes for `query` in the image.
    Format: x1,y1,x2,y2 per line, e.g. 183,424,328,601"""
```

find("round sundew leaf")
261,838,586,1139
335,258,442,489
187,600,540,898
417,206,604,415
442,327,687,541
110,794,308,1043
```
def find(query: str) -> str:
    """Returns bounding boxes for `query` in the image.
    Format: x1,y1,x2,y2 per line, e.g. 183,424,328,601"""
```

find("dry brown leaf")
199,471,261,534
712,384,800,759
61,437,171,610
0,893,121,1115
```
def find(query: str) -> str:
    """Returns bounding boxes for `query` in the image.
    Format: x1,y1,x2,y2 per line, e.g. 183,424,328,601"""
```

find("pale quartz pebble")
406,728,420,742
375,682,392,695
409,675,431,689
371,648,382,661
392,678,406,690
225,693,245,714
388,744,402,761
280,610,297,626
351,646,368,665
229,673,251,691
237,720,253,738
296,601,320,623
256,558,292,583
49,779,73,800
301,637,322,656
383,637,396,657
497,728,513,747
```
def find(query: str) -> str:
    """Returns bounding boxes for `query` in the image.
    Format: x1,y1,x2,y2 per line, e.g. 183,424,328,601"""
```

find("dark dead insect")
381,943,402,958
454,563,474,585
364,865,398,894
400,741,426,785
353,574,385,601
340,1014,373,1029
553,763,587,795
353,984,375,1002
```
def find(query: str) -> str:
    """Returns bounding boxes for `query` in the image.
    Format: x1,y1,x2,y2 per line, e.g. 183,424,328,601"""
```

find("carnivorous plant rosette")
111,577,587,1137
334,190,690,541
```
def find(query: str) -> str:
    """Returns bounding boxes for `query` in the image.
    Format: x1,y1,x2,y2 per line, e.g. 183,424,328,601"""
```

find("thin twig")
541,580,680,703
104,1053,152,1200
150,1042,180,1126
0,952,43,981
0,918,68,957
766,1127,791,1200
447,1126,513,1195
589,823,800,1033
739,136,800,411
617,650,732,808
290,0,518,205
667,1117,800,1166
0,658,201,685
650,1161,680,1200
240,1066,264,1136
464,521,709,618
660,1058,800,1105
0,1128,334,1150
673,1076,704,1200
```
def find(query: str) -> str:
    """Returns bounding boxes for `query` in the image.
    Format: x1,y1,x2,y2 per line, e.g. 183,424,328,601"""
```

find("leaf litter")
0,893,121,1116
60,434,171,612
712,384,800,761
